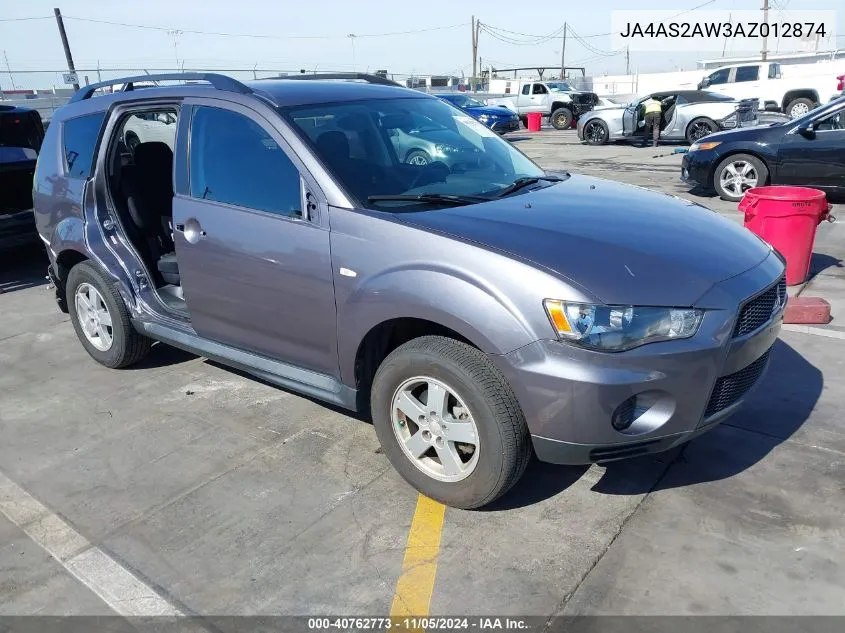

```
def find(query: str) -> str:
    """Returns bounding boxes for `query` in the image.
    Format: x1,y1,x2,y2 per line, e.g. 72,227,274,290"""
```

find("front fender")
337,265,540,385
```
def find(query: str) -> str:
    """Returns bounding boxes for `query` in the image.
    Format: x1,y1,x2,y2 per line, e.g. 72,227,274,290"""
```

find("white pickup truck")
697,62,829,118
485,81,599,129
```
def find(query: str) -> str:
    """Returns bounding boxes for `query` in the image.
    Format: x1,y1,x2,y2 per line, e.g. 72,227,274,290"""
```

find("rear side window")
63,112,105,179
735,66,759,82
708,68,730,85
188,106,302,217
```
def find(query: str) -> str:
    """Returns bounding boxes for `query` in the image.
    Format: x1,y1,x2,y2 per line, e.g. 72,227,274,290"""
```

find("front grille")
704,349,771,418
733,277,786,337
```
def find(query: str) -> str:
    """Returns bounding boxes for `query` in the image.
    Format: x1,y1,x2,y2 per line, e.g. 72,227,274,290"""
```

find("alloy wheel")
790,102,810,117
390,376,480,482
585,121,606,144
689,121,713,142
720,160,759,198
74,283,114,351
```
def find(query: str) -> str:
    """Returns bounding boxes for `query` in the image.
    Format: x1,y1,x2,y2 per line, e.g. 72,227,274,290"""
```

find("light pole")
347,34,356,71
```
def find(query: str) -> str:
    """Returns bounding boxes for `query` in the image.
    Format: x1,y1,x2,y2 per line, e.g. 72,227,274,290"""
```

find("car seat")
120,141,180,285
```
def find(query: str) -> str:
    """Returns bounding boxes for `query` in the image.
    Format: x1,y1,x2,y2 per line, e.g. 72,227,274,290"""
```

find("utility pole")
625,46,630,75
471,16,478,92
3,51,16,90
760,0,769,61
559,23,567,80
53,8,79,91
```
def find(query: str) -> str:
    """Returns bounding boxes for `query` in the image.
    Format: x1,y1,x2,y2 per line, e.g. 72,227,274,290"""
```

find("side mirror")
698,79,709,89
797,125,815,138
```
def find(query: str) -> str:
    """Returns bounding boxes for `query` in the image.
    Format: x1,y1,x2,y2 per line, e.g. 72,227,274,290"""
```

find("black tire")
685,117,719,144
785,97,815,118
405,149,431,166
371,335,531,509
713,153,768,202
66,261,152,368
583,119,609,145
550,107,573,130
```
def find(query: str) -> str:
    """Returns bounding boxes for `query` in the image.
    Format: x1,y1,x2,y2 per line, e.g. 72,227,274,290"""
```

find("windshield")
544,82,572,92
444,95,485,108
285,97,546,210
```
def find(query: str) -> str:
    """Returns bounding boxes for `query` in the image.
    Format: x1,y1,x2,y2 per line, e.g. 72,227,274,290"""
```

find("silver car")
577,90,763,146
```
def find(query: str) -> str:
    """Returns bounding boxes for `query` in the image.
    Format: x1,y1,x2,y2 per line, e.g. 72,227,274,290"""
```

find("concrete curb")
782,323,845,339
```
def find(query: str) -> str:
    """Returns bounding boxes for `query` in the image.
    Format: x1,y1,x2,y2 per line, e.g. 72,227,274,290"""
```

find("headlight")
433,144,462,156
477,114,492,123
689,141,721,152
543,300,703,352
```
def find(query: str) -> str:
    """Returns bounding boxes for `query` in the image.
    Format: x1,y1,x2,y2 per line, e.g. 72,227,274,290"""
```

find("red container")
738,186,830,286
526,112,542,132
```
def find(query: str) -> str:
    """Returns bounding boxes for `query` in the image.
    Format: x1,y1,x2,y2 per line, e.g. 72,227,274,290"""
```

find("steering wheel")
408,161,451,190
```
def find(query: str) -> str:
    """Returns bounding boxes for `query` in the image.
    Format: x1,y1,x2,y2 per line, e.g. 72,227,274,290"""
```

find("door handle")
181,218,207,244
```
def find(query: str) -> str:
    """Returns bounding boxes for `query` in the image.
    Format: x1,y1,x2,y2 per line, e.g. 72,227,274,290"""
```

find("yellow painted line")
390,494,447,618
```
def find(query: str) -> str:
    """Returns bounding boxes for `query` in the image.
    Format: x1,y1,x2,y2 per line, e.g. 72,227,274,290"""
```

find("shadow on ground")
810,252,843,277
0,245,49,294
593,338,821,495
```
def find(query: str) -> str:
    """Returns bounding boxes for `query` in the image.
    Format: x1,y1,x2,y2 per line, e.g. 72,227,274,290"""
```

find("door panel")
174,103,338,376
777,108,845,194
622,104,638,136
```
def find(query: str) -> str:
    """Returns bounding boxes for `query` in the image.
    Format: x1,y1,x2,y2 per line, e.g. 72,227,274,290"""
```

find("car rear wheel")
785,97,814,118
685,117,719,144
583,120,609,145
550,107,573,130
371,335,531,509
405,149,431,166
714,154,768,202
67,261,151,368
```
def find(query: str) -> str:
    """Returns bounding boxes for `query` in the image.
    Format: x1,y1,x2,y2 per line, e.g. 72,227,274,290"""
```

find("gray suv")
34,73,785,509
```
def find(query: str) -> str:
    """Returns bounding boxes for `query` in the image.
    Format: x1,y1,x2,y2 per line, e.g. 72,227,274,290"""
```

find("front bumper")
489,119,520,133
681,151,717,190
490,252,785,464
0,209,38,251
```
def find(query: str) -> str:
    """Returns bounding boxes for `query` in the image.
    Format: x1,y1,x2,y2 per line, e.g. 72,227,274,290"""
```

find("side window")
189,106,302,217
768,63,781,79
532,84,547,95
63,112,106,179
735,66,759,82
521,84,531,95
814,108,843,131
708,68,730,86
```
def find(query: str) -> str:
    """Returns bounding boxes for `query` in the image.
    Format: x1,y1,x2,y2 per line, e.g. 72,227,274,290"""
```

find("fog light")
612,396,637,431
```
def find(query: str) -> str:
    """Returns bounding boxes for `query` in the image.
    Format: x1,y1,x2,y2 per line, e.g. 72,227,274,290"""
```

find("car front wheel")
713,153,768,202
583,120,609,145
371,336,531,509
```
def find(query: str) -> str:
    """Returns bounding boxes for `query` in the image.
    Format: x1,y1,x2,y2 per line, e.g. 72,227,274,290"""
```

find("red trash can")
738,186,831,286
526,112,542,132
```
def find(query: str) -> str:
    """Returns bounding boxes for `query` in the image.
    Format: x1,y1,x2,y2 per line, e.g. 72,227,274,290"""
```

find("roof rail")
69,72,252,103
282,73,402,87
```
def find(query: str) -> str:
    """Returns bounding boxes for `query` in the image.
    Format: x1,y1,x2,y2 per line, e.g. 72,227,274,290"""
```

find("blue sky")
1,0,842,88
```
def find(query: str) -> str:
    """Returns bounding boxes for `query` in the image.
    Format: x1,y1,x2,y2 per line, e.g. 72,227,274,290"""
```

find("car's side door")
172,100,339,376
731,65,761,99
776,103,845,195
702,68,731,95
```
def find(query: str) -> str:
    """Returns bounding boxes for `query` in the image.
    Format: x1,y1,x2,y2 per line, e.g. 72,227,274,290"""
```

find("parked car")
436,93,520,134
697,61,825,118
384,110,486,167
577,90,766,146
1,105,44,251
122,111,177,152
682,95,845,202
35,73,785,509
486,81,598,129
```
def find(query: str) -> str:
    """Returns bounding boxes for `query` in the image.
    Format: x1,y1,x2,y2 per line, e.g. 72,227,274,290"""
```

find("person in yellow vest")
641,96,663,148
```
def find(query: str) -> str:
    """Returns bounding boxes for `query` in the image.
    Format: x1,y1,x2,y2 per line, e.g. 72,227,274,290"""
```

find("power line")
0,16,53,22
61,16,467,40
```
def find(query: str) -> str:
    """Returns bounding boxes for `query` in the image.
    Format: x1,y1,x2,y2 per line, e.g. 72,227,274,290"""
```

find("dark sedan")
437,93,520,133
682,96,845,202
1,105,44,250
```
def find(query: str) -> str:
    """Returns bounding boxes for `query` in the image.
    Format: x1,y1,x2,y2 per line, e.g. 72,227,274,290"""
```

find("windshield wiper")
495,175,564,198
367,193,491,207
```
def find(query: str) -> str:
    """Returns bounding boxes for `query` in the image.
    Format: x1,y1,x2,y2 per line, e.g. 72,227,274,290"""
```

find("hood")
465,105,517,117
393,175,771,306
